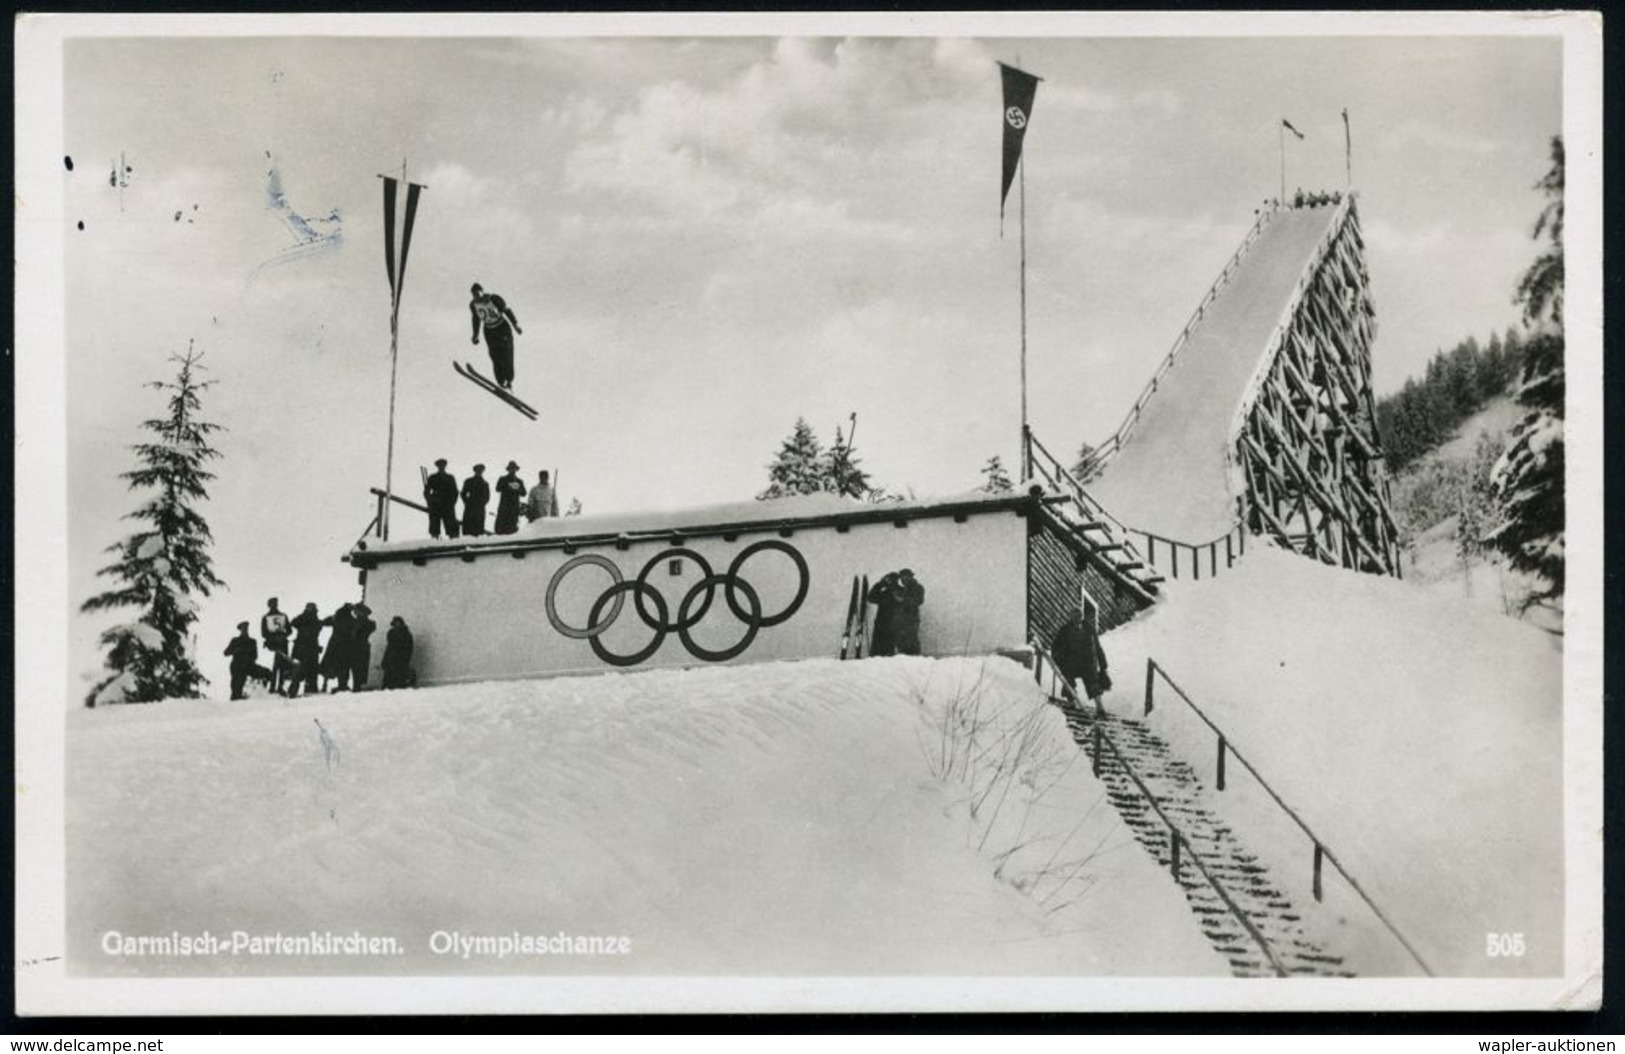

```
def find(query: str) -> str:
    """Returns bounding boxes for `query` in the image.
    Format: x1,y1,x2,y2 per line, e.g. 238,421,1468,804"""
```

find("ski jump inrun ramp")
1082,196,1400,576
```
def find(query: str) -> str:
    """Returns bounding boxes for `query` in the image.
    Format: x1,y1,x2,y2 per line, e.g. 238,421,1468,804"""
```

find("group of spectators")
422,459,560,540
1263,189,1346,211
222,597,416,701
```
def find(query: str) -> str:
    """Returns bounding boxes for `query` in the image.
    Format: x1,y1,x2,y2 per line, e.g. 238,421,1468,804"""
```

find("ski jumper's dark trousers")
484,324,515,386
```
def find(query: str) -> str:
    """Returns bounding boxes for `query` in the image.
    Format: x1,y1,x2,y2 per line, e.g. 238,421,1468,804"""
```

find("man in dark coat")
321,603,357,692
494,460,527,535
349,604,377,690
260,597,291,693
470,282,523,389
223,622,258,701
866,572,900,657
381,616,416,689
291,602,323,695
1052,603,1111,708
892,569,925,656
424,458,460,539
460,463,490,537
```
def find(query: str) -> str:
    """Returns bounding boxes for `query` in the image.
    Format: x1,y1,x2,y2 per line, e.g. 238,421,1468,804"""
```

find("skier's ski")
461,361,540,418
840,574,861,659
855,574,870,659
453,362,537,420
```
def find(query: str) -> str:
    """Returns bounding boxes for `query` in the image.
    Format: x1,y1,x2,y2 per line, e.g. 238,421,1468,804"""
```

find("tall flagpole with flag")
999,61,1041,480
1280,118,1306,201
379,163,426,541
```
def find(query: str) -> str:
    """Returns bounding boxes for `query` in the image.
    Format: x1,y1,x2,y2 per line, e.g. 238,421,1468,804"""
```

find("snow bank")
67,657,1223,979
1102,544,1563,976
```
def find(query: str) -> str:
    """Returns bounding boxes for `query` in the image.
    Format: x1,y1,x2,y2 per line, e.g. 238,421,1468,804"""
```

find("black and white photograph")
13,11,1603,1015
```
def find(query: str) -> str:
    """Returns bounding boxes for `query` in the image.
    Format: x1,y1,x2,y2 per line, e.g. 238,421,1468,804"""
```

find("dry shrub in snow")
912,659,1115,914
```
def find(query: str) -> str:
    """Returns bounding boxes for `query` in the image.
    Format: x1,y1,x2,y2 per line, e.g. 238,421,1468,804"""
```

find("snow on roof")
359,489,1031,558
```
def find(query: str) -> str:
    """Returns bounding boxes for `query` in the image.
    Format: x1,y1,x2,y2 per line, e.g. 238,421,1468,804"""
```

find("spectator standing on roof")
524,470,559,522
424,458,460,539
494,461,527,535
461,463,490,537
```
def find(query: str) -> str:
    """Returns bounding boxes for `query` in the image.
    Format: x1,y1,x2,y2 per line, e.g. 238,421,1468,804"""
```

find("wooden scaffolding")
1230,198,1402,576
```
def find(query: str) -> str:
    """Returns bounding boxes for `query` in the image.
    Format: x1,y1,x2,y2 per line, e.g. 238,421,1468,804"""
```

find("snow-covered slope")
68,657,1225,979
1103,545,1563,976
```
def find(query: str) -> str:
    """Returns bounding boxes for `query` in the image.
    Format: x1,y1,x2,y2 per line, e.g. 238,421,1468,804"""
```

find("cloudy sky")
44,18,1564,693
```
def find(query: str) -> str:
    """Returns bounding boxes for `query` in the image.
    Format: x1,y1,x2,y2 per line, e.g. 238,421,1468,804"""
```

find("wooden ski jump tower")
1231,196,1401,576
1070,194,1401,579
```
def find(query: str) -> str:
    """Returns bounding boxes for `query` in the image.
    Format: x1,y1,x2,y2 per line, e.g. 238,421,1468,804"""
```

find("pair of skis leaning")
454,361,538,421
840,574,870,660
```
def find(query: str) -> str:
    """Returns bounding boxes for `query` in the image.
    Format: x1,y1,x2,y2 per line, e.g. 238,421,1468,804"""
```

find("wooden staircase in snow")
1060,703,1352,978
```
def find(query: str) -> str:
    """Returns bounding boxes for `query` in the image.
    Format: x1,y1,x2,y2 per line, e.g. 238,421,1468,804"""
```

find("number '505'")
1486,933,1526,957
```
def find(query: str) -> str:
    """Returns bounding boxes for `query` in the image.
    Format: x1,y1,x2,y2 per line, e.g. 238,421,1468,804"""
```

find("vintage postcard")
14,11,1603,1015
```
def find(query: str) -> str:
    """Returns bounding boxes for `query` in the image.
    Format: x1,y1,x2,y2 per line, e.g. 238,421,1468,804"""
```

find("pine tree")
823,426,873,499
980,455,1013,493
1489,136,1565,609
758,418,827,500
81,343,226,706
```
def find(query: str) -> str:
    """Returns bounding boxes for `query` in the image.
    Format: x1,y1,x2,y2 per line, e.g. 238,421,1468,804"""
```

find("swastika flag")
999,62,1041,219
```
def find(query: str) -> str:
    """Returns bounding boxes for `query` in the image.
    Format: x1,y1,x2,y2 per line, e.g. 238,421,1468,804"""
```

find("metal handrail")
1031,647,1289,978
1143,656,1434,976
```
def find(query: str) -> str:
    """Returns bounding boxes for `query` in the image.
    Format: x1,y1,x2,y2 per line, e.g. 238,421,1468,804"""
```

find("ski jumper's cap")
474,463,485,472
267,597,277,606
237,621,250,630
435,458,448,468
506,460,520,471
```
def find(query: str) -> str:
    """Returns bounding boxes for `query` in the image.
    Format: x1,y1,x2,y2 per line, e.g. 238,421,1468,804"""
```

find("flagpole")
1279,122,1285,202
1343,108,1353,188
1019,148,1029,481
381,160,406,540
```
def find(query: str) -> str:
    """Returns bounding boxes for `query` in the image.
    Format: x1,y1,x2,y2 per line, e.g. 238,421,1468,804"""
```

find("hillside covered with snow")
1103,544,1564,977
68,656,1225,979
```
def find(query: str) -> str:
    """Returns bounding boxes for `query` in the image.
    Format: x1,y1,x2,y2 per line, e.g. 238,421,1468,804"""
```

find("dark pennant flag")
999,62,1041,219
1282,118,1306,140
381,176,425,332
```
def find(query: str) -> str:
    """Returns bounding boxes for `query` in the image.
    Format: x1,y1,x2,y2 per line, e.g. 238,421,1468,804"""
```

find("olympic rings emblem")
544,540,810,667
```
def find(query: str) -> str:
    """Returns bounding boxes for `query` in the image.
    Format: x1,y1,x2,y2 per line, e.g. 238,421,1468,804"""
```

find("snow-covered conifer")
757,418,827,499
81,343,225,705
1489,137,1564,609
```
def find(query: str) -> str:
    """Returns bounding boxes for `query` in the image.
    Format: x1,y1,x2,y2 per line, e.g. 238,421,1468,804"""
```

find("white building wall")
362,511,1029,684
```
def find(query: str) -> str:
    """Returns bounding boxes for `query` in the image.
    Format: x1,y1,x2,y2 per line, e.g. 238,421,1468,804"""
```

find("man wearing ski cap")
469,282,523,390
223,621,258,701
260,597,291,693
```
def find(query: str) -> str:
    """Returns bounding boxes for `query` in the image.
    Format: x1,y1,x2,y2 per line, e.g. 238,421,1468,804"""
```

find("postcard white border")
14,9,1604,1016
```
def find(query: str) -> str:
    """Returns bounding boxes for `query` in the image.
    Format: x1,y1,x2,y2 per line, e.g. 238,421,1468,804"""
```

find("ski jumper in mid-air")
469,283,523,390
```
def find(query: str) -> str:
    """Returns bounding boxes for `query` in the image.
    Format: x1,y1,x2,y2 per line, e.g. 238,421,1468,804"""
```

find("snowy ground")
1102,544,1564,977
67,656,1226,978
